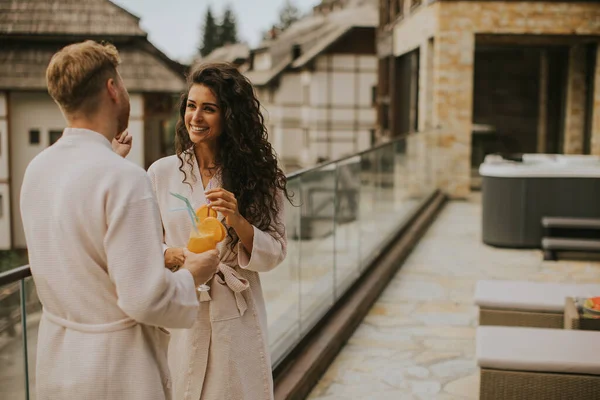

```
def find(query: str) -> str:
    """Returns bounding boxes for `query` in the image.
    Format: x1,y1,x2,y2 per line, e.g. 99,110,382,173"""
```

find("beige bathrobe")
147,154,286,400
20,128,200,400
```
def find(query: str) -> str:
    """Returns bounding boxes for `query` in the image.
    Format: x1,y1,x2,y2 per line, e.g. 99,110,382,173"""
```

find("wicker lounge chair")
477,326,600,400
475,280,600,329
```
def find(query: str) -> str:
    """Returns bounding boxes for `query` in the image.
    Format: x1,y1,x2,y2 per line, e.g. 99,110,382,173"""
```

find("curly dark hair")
175,62,291,250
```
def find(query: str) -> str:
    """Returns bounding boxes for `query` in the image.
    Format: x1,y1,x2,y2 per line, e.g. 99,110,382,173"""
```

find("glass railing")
262,131,438,365
0,130,438,398
0,267,39,400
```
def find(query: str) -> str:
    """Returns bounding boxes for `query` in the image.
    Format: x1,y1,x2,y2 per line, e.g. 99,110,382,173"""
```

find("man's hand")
181,249,220,287
112,130,132,158
164,247,186,270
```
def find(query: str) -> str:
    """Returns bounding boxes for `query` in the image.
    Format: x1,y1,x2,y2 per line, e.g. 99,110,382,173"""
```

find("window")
29,129,40,145
49,130,63,146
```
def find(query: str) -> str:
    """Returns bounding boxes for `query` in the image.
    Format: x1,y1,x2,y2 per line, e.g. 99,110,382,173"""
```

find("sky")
112,0,321,63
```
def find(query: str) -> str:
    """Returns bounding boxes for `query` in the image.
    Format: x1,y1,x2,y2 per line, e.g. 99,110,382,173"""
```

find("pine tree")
219,5,238,46
278,0,301,31
200,7,219,57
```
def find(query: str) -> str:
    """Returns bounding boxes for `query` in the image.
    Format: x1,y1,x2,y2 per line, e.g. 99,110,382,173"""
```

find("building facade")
244,0,379,171
377,0,600,197
0,0,186,250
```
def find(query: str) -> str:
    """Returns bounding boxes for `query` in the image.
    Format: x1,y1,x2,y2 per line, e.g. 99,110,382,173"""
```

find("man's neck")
67,116,116,143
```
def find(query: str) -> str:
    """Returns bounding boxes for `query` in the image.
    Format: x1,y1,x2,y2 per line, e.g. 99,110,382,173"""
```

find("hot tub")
480,154,600,248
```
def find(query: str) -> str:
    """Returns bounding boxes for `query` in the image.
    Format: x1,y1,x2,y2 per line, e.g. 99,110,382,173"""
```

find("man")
20,41,218,400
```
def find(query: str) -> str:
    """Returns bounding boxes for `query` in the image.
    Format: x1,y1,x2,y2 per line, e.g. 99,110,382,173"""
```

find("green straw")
169,192,200,234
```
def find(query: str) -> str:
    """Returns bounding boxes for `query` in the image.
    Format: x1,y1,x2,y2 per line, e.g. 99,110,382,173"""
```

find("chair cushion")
477,326,600,375
475,280,600,312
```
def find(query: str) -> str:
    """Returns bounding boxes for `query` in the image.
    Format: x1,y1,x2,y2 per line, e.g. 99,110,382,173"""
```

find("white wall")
0,92,10,249
126,94,145,167
10,92,67,248
9,92,146,249
0,184,10,250
0,92,8,181
273,73,302,104
261,53,377,168
254,52,272,71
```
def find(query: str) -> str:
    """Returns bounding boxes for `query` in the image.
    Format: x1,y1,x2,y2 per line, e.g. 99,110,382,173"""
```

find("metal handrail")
0,265,31,287
0,131,422,287
286,133,410,180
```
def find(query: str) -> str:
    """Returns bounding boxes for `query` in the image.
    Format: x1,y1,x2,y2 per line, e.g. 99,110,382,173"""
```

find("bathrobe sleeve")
237,190,287,272
104,171,199,328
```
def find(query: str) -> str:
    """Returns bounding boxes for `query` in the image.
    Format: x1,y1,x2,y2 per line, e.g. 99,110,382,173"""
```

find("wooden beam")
476,34,600,47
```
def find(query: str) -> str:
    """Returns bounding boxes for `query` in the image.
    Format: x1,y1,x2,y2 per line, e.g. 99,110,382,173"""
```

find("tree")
200,7,219,57
219,5,239,46
278,0,301,31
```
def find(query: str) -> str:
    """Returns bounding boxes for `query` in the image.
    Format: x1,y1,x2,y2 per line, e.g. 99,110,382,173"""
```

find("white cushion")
474,280,600,312
477,326,600,375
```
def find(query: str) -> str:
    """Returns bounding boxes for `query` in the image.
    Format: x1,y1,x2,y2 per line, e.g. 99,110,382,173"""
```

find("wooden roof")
245,2,377,86
0,0,146,37
0,0,186,92
0,44,185,92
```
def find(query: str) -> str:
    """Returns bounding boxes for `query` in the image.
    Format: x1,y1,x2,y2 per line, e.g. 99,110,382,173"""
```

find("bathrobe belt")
198,263,250,317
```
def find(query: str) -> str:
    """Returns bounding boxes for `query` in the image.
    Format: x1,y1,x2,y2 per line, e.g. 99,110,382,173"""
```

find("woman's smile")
184,84,222,144
190,125,209,134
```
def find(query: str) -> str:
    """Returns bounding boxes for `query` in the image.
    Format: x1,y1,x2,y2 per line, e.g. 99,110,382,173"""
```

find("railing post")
20,279,30,400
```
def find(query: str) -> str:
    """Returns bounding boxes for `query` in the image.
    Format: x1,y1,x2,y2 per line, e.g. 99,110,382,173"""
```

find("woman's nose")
192,109,203,122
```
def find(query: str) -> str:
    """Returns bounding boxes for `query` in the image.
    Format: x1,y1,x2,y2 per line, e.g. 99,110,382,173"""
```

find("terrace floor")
307,193,600,400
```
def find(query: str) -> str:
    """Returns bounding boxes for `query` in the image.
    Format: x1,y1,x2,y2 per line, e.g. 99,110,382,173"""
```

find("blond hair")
46,40,121,114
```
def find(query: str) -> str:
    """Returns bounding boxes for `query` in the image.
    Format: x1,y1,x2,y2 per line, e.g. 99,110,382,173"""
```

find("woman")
147,63,290,400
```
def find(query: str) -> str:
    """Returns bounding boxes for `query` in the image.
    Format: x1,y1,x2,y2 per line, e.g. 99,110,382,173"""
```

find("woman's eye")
187,103,195,109
204,107,215,113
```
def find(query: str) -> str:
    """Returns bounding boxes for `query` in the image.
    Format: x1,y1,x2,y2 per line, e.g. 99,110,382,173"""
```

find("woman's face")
184,83,223,145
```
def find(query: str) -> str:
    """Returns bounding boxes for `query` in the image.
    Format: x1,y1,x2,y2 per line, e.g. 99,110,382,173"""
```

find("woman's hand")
112,129,132,158
205,188,255,253
204,188,243,228
164,247,186,270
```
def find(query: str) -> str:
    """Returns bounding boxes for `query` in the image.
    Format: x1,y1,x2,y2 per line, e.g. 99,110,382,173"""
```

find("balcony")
2,129,599,399
0,131,437,399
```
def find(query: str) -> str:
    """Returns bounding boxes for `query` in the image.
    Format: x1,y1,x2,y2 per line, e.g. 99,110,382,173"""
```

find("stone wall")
592,43,600,156
563,44,587,154
386,1,600,197
435,1,600,197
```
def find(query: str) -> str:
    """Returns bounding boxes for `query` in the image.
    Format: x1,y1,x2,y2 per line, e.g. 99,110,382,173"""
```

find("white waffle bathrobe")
20,128,199,400
148,154,286,400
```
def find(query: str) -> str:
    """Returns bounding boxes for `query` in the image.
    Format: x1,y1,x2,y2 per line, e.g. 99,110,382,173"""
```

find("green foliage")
200,7,220,57
219,5,238,46
278,0,301,31
199,4,239,57
0,250,28,275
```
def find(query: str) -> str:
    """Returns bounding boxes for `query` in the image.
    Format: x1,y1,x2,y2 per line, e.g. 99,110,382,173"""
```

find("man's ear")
106,78,119,103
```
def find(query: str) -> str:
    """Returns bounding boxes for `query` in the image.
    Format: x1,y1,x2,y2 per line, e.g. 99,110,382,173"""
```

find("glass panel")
24,277,41,400
0,280,25,400
334,157,361,298
406,133,430,203
373,143,398,242
391,138,417,221
264,178,301,366
298,165,336,334
358,149,380,269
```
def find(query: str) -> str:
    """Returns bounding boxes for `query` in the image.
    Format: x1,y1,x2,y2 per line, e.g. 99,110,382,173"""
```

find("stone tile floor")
307,193,600,400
